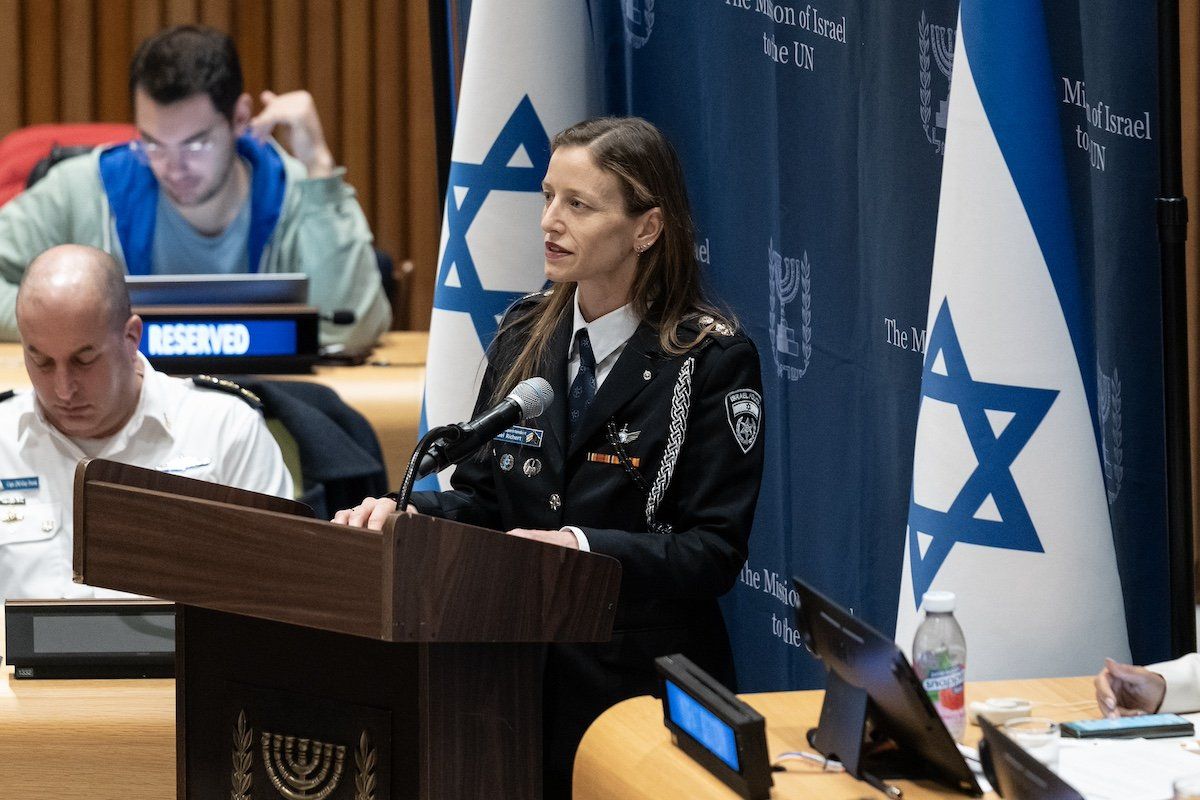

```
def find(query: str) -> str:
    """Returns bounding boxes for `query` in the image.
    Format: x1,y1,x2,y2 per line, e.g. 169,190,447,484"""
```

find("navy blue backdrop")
578,0,1169,691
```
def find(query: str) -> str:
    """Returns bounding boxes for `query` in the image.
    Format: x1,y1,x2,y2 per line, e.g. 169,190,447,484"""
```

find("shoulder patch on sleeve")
725,388,762,454
191,375,263,412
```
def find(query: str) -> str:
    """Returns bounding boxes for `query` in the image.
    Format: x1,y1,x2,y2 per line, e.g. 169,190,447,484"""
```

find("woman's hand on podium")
506,528,579,549
1095,657,1166,718
331,496,416,531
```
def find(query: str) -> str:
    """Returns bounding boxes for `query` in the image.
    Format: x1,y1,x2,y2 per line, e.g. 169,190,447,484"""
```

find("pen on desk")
860,770,903,798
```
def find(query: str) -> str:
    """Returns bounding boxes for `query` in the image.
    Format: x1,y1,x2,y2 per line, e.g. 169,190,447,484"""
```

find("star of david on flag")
435,96,550,351
906,298,1058,604
895,0,1130,679
419,0,599,489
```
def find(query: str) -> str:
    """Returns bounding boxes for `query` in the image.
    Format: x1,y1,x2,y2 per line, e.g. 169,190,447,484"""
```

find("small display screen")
141,319,298,358
33,613,175,654
665,679,740,771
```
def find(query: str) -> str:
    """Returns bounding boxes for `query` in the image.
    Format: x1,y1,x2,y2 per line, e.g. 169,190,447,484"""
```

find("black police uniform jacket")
410,293,765,791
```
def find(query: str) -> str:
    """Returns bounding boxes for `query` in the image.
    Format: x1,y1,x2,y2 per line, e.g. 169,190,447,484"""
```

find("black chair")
230,377,389,519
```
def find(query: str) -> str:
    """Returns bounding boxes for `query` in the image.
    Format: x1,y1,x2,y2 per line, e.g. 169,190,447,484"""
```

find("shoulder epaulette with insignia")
511,287,552,308
500,287,554,324
0,390,15,403
695,314,736,337
191,375,263,411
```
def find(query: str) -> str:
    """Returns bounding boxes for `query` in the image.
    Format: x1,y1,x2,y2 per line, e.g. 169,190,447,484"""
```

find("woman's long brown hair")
488,117,734,404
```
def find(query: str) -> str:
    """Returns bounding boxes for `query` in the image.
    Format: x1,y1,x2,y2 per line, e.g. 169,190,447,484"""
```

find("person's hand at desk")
332,496,417,530
1095,656,1166,717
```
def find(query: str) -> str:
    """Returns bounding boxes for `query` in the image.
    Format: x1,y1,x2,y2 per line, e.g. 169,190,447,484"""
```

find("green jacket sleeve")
0,161,96,341
268,170,392,353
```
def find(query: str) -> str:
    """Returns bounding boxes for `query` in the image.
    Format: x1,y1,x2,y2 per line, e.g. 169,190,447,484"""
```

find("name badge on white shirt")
157,456,213,474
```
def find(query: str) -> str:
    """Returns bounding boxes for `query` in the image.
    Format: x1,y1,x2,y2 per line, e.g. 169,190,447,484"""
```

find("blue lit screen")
141,319,297,358
665,679,740,771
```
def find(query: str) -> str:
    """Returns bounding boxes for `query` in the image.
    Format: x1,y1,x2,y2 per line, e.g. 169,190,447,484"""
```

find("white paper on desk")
1056,737,1200,800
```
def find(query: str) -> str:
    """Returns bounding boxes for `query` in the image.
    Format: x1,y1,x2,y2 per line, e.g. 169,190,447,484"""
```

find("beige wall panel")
304,0,339,161
1182,0,1200,599
269,0,303,92
233,0,270,95
164,0,197,26
372,0,404,265
200,0,230,31
339,0,372,216
97,1,132,122
23,0,59,124
131,0,163,46
404,0,439,328
60,0,95,122
0,0,23,136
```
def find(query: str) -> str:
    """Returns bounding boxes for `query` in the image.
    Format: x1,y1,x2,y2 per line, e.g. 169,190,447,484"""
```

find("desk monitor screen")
792,577,982,796
126,273,308,306
655,653,773,800
664,679,741,770
978,716,1084,800
5,600,175,679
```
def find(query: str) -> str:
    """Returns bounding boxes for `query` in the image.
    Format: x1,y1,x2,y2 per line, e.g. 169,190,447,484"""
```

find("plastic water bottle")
913,590,966,741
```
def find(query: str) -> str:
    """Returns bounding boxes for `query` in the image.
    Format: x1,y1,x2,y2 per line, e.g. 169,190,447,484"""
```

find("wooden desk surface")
574,676,1099,800
0,671,1097,799
0,331,430,489
0,666,175,798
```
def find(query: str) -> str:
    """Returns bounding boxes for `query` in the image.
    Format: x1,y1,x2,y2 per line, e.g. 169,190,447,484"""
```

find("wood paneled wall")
1183,0,1200,601
0,0,440,329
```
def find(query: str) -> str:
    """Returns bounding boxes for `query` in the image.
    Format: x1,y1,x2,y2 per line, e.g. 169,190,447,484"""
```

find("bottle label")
922,665,965,711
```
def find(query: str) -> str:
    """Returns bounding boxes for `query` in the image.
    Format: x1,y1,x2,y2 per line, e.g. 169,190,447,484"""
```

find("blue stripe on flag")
960,0,1098,418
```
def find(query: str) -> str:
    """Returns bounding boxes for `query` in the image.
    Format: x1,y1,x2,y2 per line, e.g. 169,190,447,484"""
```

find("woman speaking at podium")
334,116,765,798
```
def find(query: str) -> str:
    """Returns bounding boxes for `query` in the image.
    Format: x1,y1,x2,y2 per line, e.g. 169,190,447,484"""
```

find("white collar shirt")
567,295,641,390
0,354,292,601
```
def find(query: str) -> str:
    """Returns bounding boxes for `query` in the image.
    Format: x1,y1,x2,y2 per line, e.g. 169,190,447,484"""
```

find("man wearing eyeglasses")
0,25,391,353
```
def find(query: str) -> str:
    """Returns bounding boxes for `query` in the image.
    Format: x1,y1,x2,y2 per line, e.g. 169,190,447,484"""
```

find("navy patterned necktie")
568,328,598,443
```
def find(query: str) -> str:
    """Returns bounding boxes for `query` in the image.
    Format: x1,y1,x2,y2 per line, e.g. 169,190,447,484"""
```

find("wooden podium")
72,459,621,800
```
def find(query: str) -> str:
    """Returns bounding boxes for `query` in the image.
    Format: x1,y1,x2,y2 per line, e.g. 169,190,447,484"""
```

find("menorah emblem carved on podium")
261,732,347,800
229,710,378,800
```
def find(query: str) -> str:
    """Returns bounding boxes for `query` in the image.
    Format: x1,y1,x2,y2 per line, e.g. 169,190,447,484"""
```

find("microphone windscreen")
508,377,554,418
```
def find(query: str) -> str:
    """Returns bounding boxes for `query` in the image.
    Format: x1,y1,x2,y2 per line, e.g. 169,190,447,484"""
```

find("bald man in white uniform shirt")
0,244,291,601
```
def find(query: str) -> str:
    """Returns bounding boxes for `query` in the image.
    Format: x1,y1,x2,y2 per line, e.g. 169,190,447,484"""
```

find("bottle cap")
922,590,955,613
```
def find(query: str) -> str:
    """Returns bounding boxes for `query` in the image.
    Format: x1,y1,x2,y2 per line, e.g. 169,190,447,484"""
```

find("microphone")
416,377,553,479
320,310,356,325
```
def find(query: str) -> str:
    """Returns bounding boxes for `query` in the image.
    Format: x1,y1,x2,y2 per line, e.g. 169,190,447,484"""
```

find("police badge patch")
725,389,762,454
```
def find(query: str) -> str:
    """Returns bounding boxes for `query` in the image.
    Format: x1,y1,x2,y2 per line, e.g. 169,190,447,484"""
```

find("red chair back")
0,123,136,207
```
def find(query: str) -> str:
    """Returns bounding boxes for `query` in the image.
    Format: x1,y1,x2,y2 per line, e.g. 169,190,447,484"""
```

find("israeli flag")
421,0,600,487
895,0,1130,678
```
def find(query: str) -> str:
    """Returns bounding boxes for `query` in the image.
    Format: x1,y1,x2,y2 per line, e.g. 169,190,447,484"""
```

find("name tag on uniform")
1,476,39,492
494,426,544,448
158,456,212,473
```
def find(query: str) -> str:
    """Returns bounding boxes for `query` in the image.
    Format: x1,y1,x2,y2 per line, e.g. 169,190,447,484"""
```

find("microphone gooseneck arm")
394,424,458,511
391,376,554,512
